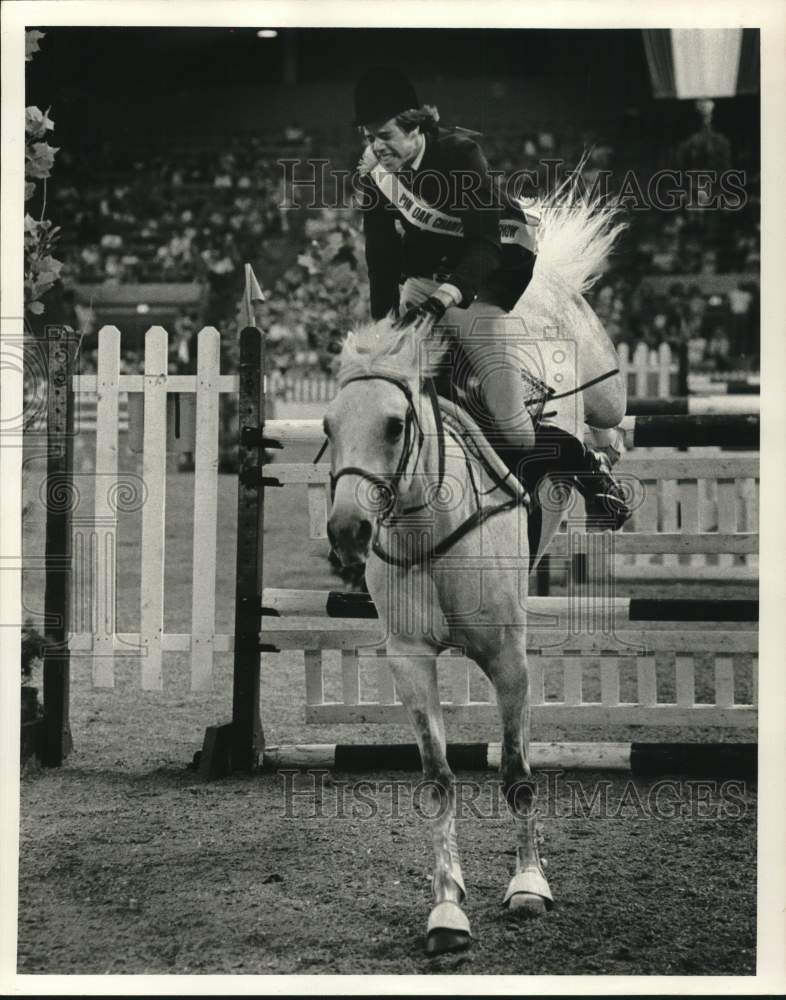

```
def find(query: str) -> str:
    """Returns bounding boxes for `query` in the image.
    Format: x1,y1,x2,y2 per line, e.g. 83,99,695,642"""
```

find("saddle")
437,398,528,507
429,340,554,496
429,345,552,564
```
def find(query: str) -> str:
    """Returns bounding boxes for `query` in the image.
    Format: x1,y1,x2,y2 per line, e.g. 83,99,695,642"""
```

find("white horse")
324,194,625,955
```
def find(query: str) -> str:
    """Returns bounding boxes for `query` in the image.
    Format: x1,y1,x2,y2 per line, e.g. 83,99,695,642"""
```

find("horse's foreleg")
386,650,471,955
490,634,553,918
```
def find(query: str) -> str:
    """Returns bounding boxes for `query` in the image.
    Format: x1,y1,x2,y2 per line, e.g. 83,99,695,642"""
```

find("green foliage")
24,30,62,317
24,215,62,313
26,139,59,178
25,29,45,62
25,105,55,137
21,624,45,682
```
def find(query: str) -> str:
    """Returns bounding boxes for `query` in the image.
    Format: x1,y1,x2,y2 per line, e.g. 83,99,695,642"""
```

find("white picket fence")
66,327,758,700
69,326,239,690
617,342,680,398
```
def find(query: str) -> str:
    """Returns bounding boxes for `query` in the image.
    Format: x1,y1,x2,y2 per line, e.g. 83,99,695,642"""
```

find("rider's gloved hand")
394,283,462,329
395,295,447,329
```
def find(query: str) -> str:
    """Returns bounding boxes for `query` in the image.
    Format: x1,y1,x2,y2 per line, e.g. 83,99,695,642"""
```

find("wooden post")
139,328,169,691
229,326,267,771
199,327,267,778
200,266,268,778
41,327,76,767
190,328,222,691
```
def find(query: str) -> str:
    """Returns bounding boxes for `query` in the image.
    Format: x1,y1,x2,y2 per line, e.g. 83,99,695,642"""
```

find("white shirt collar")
409,133,427,171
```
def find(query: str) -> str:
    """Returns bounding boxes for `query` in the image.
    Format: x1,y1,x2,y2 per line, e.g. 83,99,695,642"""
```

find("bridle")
320,373,524,568
326,373,445,522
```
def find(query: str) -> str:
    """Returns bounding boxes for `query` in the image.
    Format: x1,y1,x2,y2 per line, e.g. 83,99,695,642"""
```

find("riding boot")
499,425,631,532
574,447,632,531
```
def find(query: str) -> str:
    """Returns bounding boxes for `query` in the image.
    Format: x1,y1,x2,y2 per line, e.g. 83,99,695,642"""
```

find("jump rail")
262,412,760,449
261,741,757,776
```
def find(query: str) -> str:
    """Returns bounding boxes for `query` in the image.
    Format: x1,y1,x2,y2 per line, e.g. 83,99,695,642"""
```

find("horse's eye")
386,416,405,440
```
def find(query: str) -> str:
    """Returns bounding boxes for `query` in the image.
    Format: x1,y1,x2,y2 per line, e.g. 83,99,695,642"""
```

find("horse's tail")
524,170,626,296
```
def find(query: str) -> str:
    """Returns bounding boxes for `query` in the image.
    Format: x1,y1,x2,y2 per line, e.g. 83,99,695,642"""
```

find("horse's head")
324,319,444,568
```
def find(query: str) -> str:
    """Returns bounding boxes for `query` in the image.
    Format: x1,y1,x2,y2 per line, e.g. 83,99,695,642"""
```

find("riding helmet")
353,67,419,126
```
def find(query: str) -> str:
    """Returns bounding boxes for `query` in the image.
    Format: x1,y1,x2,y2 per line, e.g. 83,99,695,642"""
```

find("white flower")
25,106,55,140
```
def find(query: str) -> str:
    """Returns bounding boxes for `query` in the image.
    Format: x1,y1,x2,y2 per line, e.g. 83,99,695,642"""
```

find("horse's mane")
336,315,447,389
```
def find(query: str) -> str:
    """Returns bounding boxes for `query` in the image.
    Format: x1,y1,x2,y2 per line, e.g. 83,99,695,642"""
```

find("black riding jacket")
358,128,535,320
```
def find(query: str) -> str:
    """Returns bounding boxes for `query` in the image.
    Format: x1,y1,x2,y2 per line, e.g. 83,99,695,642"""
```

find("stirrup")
577,448,631,531
584,492,632,531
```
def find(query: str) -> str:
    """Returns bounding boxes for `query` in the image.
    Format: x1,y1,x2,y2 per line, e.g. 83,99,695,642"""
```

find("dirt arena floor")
18,442,757,976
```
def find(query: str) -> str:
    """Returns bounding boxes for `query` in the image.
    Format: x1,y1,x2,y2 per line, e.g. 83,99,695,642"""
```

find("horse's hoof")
506,891,548,918
426,928,471,956
503,866,553,916
426,900,471,956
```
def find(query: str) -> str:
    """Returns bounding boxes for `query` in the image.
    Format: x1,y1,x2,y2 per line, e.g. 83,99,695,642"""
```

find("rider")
353,66,631,529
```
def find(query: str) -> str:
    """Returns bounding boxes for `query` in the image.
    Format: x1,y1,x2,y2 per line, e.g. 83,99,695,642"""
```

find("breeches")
400,276,584,449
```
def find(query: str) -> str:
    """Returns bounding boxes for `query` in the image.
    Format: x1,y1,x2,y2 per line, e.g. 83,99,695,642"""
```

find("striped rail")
260,740,757,775
263,412,759,448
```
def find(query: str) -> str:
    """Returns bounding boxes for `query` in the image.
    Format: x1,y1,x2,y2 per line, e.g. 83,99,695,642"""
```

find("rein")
324,373,526,568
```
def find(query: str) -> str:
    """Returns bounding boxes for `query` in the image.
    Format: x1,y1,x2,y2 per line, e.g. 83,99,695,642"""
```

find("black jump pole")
229,326,268,773
200,266,274,778
41,326,76,767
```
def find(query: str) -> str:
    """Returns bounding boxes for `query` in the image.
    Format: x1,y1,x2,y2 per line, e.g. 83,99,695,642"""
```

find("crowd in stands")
53,120,760,378
53,135,296,289
588,275,760,371
476,129,760,370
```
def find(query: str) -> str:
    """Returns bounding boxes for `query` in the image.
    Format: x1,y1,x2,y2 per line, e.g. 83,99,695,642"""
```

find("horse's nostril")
357,519,372,547
327,521,337,549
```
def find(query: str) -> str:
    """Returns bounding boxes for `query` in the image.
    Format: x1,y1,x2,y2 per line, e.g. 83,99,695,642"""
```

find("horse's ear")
340,328,360,358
